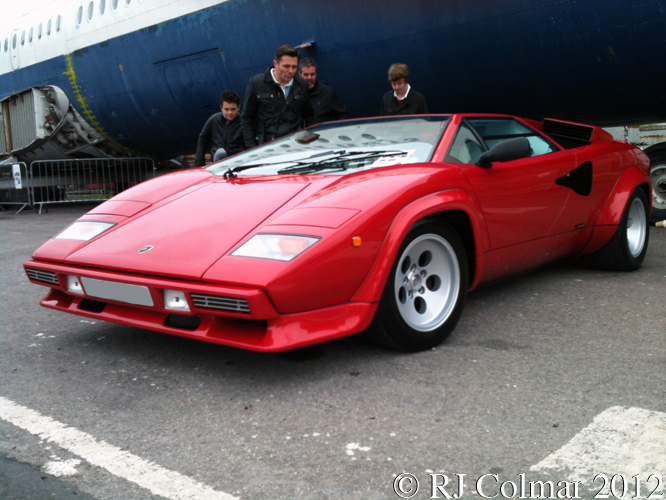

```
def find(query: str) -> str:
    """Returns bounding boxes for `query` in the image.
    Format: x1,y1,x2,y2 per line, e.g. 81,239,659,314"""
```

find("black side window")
467,118,556,157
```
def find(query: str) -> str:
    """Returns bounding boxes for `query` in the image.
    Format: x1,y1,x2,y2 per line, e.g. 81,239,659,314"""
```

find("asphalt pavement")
1,203,664,500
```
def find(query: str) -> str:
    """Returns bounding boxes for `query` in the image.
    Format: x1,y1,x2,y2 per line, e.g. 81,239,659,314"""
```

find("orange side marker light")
352,236,362,247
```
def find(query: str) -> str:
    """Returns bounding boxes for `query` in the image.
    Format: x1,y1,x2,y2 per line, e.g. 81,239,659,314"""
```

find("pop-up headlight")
232,234,320,261
164,290,190,311
55,221,116,241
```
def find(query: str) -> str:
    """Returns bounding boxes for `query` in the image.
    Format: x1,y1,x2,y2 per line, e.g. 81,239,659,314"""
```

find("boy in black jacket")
195,90,245,166
380,63,428,116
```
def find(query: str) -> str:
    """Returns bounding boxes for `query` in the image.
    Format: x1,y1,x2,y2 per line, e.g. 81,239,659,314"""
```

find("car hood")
63,179,311,279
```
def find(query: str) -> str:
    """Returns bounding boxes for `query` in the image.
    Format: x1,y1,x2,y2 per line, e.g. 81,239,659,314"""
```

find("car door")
451,117,576,250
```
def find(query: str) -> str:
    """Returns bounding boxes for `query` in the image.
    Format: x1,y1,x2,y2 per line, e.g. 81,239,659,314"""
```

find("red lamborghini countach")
24,115,652,352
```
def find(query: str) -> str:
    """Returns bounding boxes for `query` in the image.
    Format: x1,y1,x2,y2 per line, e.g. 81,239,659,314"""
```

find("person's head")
388,63,410,98
299,58,318,89
220,90,240,121
273,45,300,86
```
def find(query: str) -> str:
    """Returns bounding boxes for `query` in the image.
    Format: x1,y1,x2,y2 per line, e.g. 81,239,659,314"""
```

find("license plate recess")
81,277,154,307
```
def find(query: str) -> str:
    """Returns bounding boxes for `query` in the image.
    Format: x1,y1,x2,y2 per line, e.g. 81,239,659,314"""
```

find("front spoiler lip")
24,260,378,352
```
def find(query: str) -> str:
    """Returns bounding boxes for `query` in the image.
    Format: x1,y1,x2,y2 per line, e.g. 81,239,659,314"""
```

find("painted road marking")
531,406,666,486
3,398,664,499
0,396,238,500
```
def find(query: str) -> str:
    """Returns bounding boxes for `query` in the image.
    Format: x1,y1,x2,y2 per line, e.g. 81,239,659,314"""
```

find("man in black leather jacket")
299,58,350,126
194,90,245,166
241,45,313,148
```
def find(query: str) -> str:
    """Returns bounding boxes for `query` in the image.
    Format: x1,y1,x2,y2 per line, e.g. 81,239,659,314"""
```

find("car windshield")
206,116,450,177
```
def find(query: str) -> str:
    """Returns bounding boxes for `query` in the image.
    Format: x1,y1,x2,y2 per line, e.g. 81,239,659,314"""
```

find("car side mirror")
475,137,533,168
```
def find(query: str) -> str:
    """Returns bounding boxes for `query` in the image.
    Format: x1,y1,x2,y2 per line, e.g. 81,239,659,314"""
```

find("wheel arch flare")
351,188,487,304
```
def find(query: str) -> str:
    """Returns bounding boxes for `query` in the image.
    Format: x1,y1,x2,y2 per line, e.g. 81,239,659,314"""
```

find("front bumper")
24,261,378,352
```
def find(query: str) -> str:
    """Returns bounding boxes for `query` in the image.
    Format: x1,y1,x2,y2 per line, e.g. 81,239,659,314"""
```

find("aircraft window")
112,0,118,11
38,24,43,39
88,2,94,20
100,0,106,15
12,34,17,49
3,38,7,52
77,6,83,25
47,19,52,36
21,31,25,46
125,0,131,5
57,16,62,32
29,27,33,42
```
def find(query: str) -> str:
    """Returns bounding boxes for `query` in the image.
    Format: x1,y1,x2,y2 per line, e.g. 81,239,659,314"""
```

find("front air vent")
78,299,106,313
165,314,201,331
191,294,250,314
26,268,60,285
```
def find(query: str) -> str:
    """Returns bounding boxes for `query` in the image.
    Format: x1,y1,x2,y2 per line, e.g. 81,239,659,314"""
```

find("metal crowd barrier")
0,162,34,214
29,158,156,213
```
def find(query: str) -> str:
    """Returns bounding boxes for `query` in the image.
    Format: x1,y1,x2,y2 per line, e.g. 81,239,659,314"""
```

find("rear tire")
367,222,468,351
581,187,650,271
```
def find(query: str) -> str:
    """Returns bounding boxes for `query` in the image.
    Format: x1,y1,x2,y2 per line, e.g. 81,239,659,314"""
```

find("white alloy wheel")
393,233,460,332
626,196,647,257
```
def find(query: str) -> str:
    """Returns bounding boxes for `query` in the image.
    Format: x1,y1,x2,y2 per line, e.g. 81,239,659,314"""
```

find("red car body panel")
59,179,311,279
24,114,652,351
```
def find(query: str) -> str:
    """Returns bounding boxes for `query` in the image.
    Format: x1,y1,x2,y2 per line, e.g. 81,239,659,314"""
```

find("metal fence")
0,157,156,214
0,162,33,214
29,158,156,213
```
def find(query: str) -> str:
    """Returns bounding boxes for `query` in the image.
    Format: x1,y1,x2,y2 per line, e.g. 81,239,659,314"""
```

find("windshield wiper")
276,150,406,175
222,150,346,178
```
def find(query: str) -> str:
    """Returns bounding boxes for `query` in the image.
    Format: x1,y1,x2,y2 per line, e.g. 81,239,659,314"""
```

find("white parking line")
0,396,238,500
531,406,666,482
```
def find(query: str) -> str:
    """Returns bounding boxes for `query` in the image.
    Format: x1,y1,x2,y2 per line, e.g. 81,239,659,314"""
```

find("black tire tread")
647,150,666,224
580,188,649,271
366,221,468,352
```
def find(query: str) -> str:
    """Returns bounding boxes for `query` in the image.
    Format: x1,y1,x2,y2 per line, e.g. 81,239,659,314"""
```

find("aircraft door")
159,49,235,130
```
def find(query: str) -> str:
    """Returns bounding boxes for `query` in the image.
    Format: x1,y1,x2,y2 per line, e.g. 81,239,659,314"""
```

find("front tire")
368,222,468,351
581,187,650,271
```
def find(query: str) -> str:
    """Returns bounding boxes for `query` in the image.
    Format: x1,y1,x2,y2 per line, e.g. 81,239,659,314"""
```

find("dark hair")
275,44,300,62
388,63,410,83
220,90,240,106
299,57,317,70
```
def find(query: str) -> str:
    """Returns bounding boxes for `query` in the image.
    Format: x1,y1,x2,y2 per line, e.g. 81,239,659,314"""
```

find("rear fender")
594,165,651,226
578,165,651,255
351,189,488,303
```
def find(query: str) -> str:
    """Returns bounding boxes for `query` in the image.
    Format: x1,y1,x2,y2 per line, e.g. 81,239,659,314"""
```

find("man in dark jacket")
299,58,350,125
379,63,428,116
195,90,245,166
241,45,313,148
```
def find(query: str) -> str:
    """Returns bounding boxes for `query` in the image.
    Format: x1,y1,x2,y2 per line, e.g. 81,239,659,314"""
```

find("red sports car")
24,114,652,352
